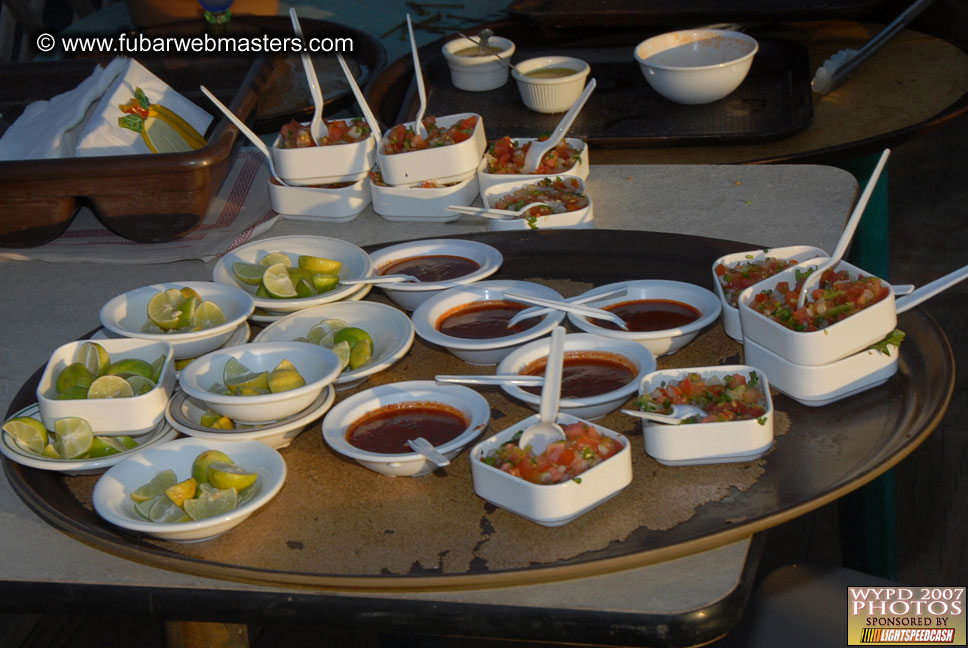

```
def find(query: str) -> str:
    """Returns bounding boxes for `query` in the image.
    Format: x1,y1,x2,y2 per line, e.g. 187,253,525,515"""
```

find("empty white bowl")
92,437,286,542
634,29,759,104
567,280,722,356
442,35,515,91
469,412,632,526
369,170,479,223
271,119,376,186
482,175,593,231
321,380,491,477
178,341,342,423
376,112,487,186
98,281,255,360
478,137,589,200
511,56,591,113
268,176,371,223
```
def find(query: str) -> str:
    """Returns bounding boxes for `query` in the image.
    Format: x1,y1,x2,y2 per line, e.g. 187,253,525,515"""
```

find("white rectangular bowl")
370,171,478,222
271,122,376,186
482,175,593,231
477,137,589,201
268,176,371,222
376,112,486,186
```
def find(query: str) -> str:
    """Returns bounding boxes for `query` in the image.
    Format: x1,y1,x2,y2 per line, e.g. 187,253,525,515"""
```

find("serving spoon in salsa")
518,326,567,453
521,77,596,174
289,9,326,145
446,201,559,220
622,404,709,425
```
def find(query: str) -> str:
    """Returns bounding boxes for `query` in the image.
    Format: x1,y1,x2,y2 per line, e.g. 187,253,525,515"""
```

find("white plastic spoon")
435,374,545,386
895,263,968,314
518,326,566,453
406,14,429,139
339,274,417,285
507,287,627,328
521,77,596,173
335,52,382,141
289,8,325,145
446,201,558,220
407,437,450,467
622,404,708,425
502,291,628,330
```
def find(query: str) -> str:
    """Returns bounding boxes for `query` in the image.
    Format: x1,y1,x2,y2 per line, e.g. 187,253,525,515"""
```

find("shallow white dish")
511,55,591,113
712,245,827,342
496,332,656,420
411,279,566,365
469,412,632,526
166,386,335,449
248,284,371,323
321,380,491,477
482,175,593,231
441,35,515,92
634,29,758,104
370,170,478,222
567,280,722,356
368,239,504,311
477,137,589,200
92,437,286,543
271,121,376,186
178,341,342,423
36,338,176,436
268,176,370,222
376,112,486,186
253,300,415,390
212,235,374,314
1,403,178,475
636,365,774,465
98,281,254,360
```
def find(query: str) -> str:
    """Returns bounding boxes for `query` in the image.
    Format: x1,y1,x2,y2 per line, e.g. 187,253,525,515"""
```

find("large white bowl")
376,112,486,186
477,137,589,201
496,333,656,420
178,341,342,423
253,300,415,390
368,238,504,311
212,235,373,314
411,279,566,365
634,29,758,104
370,170,478,223
268,176,370,223
441,35,515,92
92,437,286,542
567,280,722,356
511,56,591,113
98,281,255,360
36,338,176,435
469,412,632,526
482,175,593,231
321,380,491,477
271,120,376,186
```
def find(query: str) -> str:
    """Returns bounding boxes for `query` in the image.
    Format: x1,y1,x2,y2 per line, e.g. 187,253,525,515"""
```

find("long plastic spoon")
200,85,290,186
406,14,429,139
895,263,968,314
518,326,566,453
797,148,891,308
335,52,382,141
507,287,627,327
622,404,708,425
502,291,628,330
435,374,545,386
289,8,325,145
521,77,596,173
446,202,558,220
407,437,450,467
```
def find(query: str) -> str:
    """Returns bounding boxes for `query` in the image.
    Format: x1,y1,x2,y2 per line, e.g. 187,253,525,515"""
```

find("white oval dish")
376,112,486,186
270,120,376,186
268,176,371,223
511,56,591,113
482,175,593,231
477,137,589,200
370,170,479,222
441,35,515,92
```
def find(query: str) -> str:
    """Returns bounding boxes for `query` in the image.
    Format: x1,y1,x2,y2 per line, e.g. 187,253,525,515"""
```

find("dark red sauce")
520,351,637,398
379,255,480,283
346,401,467,454
590,299,701,332
436,300,544,339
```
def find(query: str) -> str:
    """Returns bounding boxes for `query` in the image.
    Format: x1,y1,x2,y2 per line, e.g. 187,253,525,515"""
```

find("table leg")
164,620,250,648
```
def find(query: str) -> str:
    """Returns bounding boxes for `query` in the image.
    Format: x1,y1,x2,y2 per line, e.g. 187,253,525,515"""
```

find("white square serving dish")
482,175,593,231
477,137,589,200
268,176,371,222
271,119,376,186
370,170,478,222
376,112,486,186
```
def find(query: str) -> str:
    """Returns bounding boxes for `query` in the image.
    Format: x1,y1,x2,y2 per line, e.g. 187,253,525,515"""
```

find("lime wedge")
260,252,291,267
192,450,234,483
75,342,111,377
56,362,94,394
54,417,94,459
164,477,197,507
88,436,128,458
311,274,340,294
307,319,347,345
150,355,166,383
333,327,372,348
148,495,190,523
268,359,306,393
207,461,258,491
3,417,49,455
125,375,155,396
193,301,226,331
56,385,89,400
232,262,265,286
200,409,234,429
262,263,297,299
147,289,187,331
298,255,342,274
134,495,160,520
223,357,269,395
130,469,177,503
331,341,351,371
174,296,199,330
183,486,238,520
106,358,155,379
41,443,61,459
349,338,373,370
294,278,315,298
88,375,135,399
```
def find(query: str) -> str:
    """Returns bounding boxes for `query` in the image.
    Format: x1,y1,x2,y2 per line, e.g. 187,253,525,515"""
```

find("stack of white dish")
481,176,594,231
476,137,590,201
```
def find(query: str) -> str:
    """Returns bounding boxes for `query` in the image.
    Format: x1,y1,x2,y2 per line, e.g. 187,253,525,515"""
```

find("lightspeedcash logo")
848,587,966,645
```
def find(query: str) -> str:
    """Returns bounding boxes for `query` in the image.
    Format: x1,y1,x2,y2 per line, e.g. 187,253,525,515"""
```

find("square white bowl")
469,412,632,526
376,112,486,186
477,137,589,200
482,175,593,231
636,365,774,465
370,170,479,222
36,338,175,435
268,176,371,222
271,120,376,186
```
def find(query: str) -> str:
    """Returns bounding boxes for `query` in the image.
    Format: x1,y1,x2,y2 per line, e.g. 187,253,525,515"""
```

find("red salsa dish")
750,267,890,332
484,136,582,175
382,115,478,155
590,299,701,331
491,176,589,223
379,254,481,282
436,300,544,339
520,351,637,398
480,421,623,485
277,118,372,148
714,257,800,307
346,401,467,454
637,372,768,424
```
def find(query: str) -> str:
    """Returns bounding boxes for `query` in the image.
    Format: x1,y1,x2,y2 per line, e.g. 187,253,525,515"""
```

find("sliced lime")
192,450,234,483
349,338,373,370
333,327,372,348
307,319,347,345
164,477,197,507
88,436,128,458
262,263,297,299
88,375,135,399
130,469,178,503
75,342,111,377
193,301,226,331
56,362,94,394
207,461,258,491
56,385,89,400
148,495,190,523
107,357,155,379
232,262,265,286
54,417,94,459
311,274,340,294
331,340,351,371
259,252,291,267
298,255,342,274
3,417,49,455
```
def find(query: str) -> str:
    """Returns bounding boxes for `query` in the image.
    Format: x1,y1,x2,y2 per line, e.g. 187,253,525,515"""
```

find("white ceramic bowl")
469,412,632,526
511,56,591,113
268,176,370,222
482,175,593,231
178,341,342,423
36,338,176,435
376,112,487,186
271,120,376,186
737,258,897,366
496,333,657,420
567,280,722,356
211,235,373,314
368,239,504,311
412,279,566,365
370,170,479,222
477,137,590,201
636,365,774,465
321,380,491,477
712,245,827,342
92,437,286,542
253,300,415,390
441,35,516,91
98,281,255,360
633,29,759,104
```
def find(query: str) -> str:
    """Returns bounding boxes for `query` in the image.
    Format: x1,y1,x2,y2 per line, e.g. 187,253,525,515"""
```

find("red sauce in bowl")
436,300,544,339
379,255,481,282
346,401,467,454
590,299,701,332
519,351,637,398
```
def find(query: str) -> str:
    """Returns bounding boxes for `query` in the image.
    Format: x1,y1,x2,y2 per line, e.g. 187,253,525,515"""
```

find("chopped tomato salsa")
492,176,588,222
484,136,582,175
715,256,799,307
637,373,768,424
277,118,371,148
382,115,478,155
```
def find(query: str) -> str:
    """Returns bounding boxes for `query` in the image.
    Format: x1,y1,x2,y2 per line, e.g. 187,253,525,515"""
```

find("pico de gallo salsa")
714,256,800,307
484,136,582,175
492,177,588,220
382,115,478,155
637,372,769,424
480,421,623,485
750,267,890,332
277,118,372,149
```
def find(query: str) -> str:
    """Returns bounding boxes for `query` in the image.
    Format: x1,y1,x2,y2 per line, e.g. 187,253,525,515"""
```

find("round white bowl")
321,380,491,477
178,341,342,423
253,300,415,390
496,332,657,420
482,175,593,231
477,137,589,201
98,281,255,360
634,29,758,104
211,235,373,314
368,238,504,311
270,121,376,186
267,176,370,223
567,280,722,356
412,279,566,366
511,56,591,113
376,112,487,186
92,437,286,542
369,170,479,223
441,35,515,91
